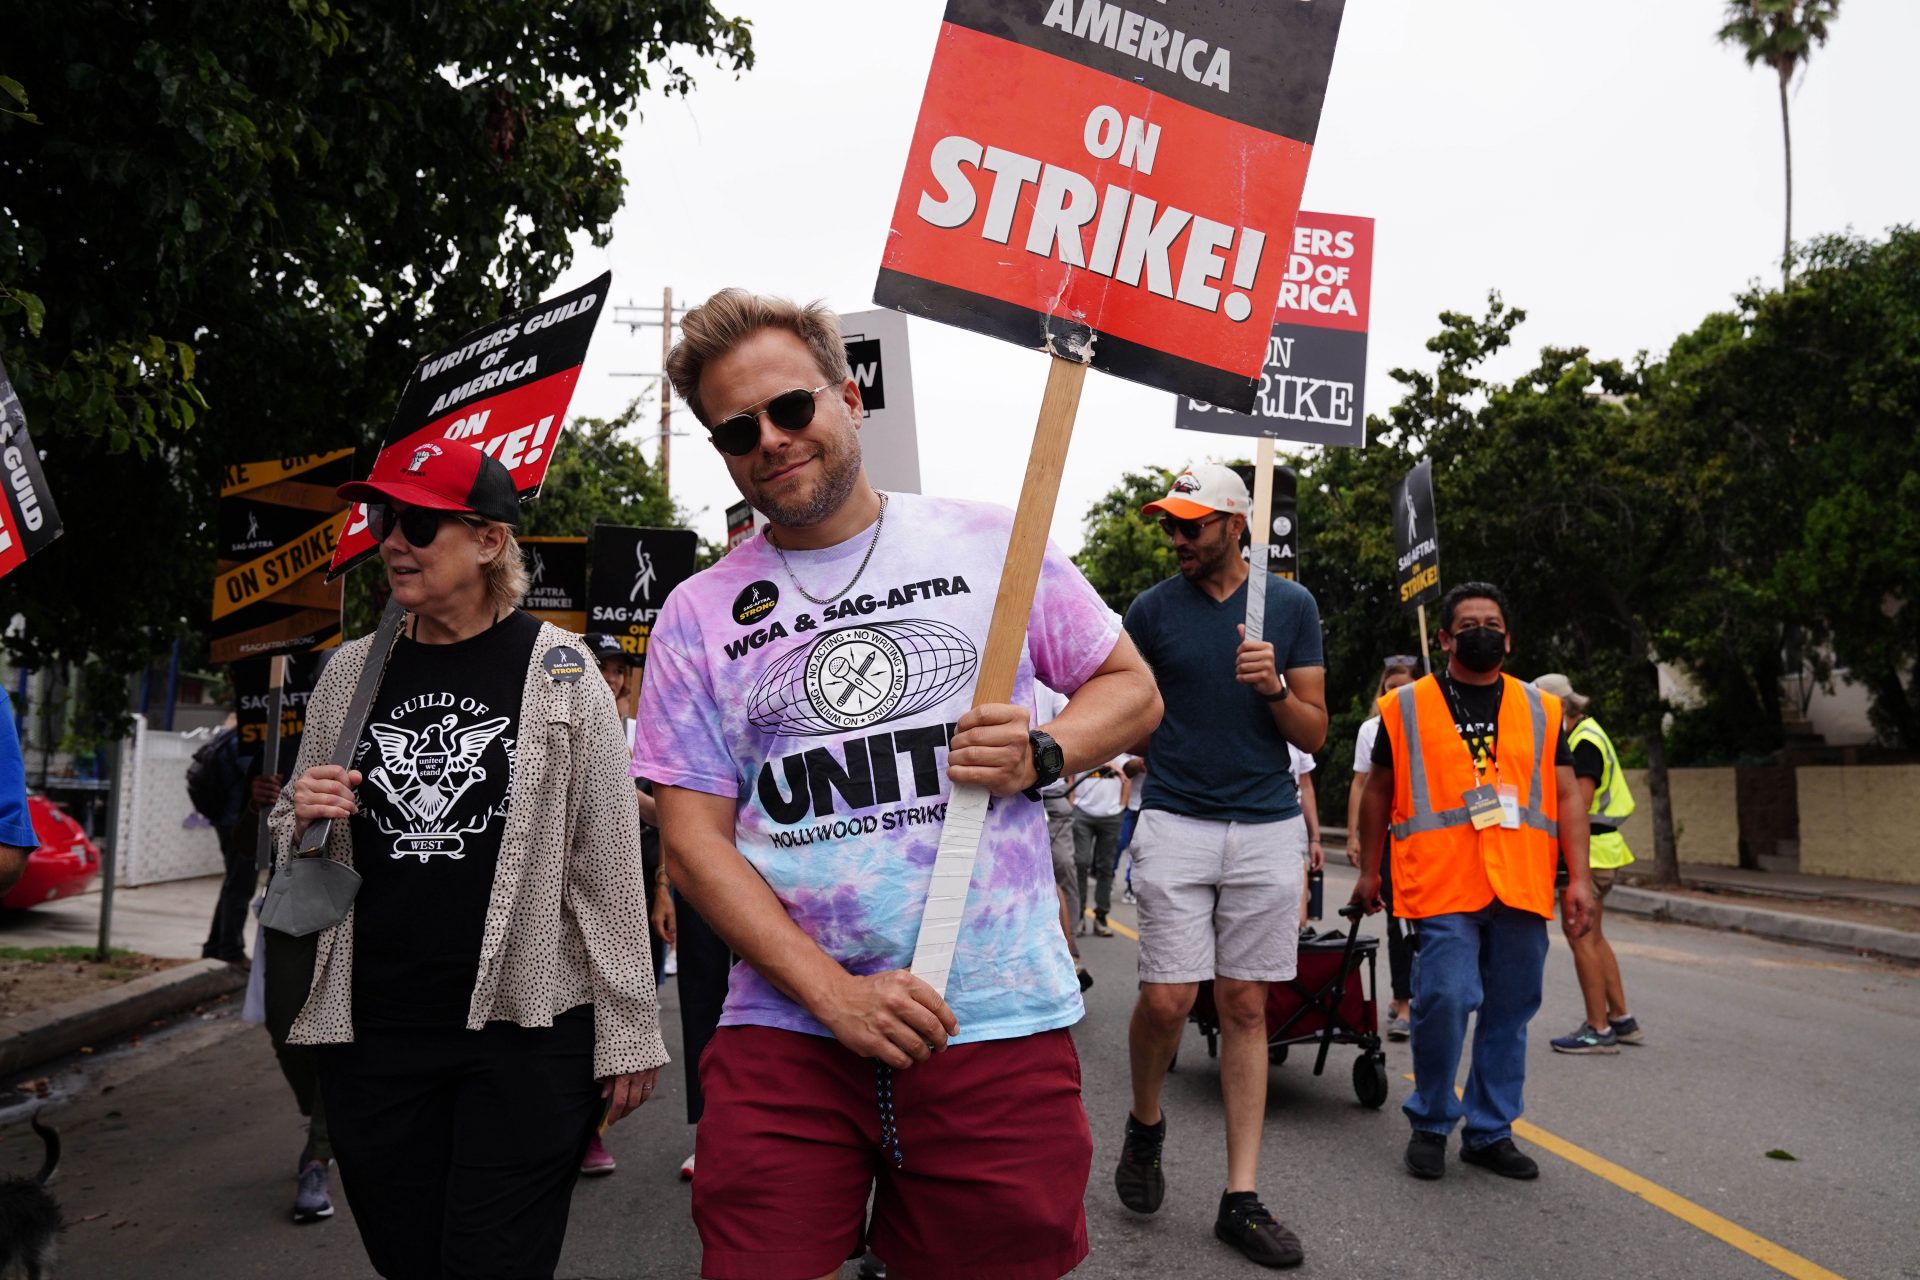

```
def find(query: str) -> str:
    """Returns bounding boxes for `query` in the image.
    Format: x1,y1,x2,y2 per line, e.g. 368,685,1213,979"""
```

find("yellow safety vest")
1569,716,1634,870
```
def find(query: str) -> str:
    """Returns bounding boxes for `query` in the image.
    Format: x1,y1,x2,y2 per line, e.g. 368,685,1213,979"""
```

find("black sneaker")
1404,1131,1447,1180
1460,1138,1539,1180
1114,1112,1166,1213
1214,1192,1304,1269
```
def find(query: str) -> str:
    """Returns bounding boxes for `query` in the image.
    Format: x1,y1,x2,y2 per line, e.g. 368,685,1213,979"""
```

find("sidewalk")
0,875,223,960
1325,829,1920,963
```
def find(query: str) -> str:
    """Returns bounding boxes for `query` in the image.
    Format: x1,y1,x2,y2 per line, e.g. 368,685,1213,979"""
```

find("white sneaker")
663,947,679,976
679,1151,696,1181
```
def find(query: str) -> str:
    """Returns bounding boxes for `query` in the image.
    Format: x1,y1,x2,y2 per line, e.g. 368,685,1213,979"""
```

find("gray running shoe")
292,1159,334,1224
1386,1016,1410,1041
1609,1015,1645,1045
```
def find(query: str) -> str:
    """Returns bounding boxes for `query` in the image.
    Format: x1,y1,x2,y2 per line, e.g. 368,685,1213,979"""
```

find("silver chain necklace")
770,493,889,605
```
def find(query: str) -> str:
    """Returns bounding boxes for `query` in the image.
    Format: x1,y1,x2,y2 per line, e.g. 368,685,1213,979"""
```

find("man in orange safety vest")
1351,582,1597,1182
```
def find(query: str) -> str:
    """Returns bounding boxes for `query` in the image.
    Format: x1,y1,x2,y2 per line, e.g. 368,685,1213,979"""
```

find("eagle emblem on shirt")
363,713,513,858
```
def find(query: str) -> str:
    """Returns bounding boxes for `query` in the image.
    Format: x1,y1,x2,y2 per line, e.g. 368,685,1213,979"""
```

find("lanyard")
1434,672,1499,786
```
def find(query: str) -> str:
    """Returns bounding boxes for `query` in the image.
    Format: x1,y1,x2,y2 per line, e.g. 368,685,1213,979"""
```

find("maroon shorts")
692,1024,1091,1280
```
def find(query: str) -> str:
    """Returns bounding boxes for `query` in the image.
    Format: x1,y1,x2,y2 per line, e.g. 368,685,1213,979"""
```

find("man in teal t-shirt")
1115,463,1327,1269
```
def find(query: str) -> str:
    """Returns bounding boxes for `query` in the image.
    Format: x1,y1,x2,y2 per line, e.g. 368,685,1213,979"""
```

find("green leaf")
174,341,196,382
181,199,202,232
0,75,26,109
1764,1149,1797,1162
15,288,45,337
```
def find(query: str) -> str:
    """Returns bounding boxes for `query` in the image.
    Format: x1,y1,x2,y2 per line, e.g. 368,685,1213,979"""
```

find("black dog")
0,1115,61,1280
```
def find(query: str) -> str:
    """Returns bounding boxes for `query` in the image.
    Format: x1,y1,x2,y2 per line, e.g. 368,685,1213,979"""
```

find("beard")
751,420,863,528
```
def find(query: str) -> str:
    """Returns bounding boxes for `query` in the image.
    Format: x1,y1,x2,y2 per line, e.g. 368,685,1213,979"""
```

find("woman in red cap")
270,446,665,1280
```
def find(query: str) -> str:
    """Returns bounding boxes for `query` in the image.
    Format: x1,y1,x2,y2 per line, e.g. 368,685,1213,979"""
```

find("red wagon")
1189,905,1389,1108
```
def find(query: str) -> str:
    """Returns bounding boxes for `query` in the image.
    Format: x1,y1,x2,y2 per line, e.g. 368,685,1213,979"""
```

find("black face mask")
1451,626,1506,673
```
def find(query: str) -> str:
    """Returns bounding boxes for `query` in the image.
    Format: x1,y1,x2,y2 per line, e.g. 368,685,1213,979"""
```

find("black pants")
317,1007,600,1280
1380,840,1413,1002
202,823,255,962
674,890,731,1126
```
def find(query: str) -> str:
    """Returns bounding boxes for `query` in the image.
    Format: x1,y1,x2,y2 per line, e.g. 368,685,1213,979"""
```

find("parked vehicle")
1,795,102,909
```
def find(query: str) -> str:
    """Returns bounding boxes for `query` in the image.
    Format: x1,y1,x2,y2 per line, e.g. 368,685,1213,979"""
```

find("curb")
1609,887,1920,962
0,958,249,1077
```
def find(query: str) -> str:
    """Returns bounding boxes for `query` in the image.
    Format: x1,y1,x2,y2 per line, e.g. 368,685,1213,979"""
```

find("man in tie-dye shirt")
634,288,1161,1280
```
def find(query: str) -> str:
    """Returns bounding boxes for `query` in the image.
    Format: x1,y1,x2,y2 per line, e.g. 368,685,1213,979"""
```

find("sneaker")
1551,1023,1619,1055
1386,1016,1410,1041
1074,917,1090,937
292,1159,334,1224
1093,914,1114,937
1460,1138,1539,1180
1114,1112,1167,1213
855,1251,888,1280
678,1151,696,1181
1078,967,1094,993
1122,888,1137,904
580,1133,616,1176
1404,1131,1446,1181
1609,1015,1645,1045
1214,1192,1304,1269
662,947,678,976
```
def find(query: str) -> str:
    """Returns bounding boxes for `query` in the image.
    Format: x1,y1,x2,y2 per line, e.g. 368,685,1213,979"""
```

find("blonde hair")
485,525,530,614
666,288,850,427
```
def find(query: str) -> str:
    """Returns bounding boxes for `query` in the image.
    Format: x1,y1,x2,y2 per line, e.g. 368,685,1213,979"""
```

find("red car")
1,794,102,910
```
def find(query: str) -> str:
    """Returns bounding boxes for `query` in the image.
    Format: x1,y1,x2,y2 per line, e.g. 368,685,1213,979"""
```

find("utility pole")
611,291,687,492
659,286,673,490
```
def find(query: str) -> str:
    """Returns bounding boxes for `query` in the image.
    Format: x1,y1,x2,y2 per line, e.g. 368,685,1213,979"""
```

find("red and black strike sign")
0,353,64,584
328,272,611,578
876,0,1346,412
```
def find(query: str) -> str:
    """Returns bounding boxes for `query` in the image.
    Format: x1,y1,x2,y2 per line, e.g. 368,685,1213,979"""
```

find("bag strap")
294,597,407,857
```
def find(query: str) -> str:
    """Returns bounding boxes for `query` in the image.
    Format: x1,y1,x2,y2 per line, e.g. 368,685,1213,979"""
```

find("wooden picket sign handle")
909,355,1087,996
1244,435,1276,640
1416,601,1434,676
254,654,287,870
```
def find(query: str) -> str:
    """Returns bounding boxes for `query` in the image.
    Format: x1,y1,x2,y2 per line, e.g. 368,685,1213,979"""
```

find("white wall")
117,718,225,886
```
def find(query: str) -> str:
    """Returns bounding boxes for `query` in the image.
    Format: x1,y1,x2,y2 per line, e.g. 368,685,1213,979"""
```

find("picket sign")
909,357,1086,995
886,1,1347,995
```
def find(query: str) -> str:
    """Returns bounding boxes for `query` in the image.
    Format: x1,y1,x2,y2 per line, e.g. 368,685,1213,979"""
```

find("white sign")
841,308,922,495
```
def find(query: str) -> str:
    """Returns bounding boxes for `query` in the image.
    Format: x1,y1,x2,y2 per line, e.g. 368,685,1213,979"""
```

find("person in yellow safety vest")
1534,674,1646,1056
1351,582,1597,1184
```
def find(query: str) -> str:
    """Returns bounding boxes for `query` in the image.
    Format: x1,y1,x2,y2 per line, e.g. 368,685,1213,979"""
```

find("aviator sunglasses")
1157,512,1227,540
367,502,479,548
708,383,833,457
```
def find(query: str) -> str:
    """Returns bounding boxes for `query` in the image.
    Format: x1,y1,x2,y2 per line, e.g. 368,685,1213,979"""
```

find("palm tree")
1717,1,1840,288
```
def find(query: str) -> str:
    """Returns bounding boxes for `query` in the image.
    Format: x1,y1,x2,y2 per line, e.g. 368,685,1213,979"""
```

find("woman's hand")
291,765,362,842
600,1068,660,1125
651,885,676,948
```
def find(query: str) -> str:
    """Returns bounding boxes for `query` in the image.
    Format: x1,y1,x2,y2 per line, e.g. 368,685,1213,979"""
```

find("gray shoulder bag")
260,599,406,937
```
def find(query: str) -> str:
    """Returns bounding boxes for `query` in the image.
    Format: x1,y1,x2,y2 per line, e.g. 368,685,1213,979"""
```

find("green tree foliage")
1718,0,1842,285
0,0,752,674
1650,229,1920,750
1073,467,1180,614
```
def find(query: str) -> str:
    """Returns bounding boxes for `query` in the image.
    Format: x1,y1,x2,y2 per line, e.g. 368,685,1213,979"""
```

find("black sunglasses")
1156,512,1226,540
1384,655,1420,668
708,384,832,457
368,503,477,548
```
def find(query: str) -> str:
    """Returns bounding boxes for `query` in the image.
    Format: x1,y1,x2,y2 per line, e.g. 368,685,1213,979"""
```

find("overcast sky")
554,0,1919,554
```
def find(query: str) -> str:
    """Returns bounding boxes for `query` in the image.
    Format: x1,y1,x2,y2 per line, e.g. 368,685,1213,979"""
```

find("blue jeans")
1404,900,1549,1149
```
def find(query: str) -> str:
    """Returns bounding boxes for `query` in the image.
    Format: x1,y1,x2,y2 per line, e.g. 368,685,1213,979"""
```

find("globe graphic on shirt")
748,619,979,737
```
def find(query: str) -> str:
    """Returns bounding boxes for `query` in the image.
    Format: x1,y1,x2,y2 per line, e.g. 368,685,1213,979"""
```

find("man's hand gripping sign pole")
876,0,1347,993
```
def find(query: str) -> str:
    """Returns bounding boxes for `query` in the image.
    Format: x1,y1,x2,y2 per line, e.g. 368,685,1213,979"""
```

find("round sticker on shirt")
733,580,779,626
543,645,586,684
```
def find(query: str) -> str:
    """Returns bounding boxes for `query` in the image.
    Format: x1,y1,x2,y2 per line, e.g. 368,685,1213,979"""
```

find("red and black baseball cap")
337,442,521,526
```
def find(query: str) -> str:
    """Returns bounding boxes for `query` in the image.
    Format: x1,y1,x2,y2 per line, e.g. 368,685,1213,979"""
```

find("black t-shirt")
1371,674,1574,774
350,610,540,1028
1572,739,1605,783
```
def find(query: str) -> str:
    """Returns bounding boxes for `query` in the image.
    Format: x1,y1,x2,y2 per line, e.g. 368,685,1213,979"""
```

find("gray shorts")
1132,809,1306,984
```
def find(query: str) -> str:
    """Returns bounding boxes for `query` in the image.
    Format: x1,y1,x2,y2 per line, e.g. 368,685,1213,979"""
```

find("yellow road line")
1082,907,1139,941
1395,1075,1844,1280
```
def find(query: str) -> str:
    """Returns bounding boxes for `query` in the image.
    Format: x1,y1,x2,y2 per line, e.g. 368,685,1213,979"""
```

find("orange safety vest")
1378,673,1563,920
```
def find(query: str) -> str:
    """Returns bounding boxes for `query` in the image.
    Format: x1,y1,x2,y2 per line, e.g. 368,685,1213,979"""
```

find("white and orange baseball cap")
1141,462,1251,521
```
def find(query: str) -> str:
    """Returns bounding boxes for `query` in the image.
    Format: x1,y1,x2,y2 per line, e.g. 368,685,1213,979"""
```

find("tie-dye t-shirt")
631,493,1121,1044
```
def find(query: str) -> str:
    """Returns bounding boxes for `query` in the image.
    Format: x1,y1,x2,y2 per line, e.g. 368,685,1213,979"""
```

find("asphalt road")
7,865,1916,1279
